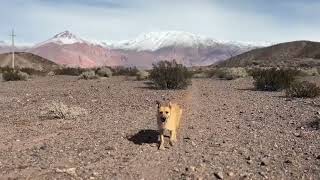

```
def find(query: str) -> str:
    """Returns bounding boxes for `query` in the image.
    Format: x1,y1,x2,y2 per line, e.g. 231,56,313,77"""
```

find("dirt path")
0,76,319,179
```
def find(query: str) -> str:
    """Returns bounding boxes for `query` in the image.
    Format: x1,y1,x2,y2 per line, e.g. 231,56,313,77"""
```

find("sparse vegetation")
112,66,139,76
298,68,319,76
210,67,248,80
286,81,320,98
96,67,112,77
19,67,46,76
136,70,149,80
39,101,87,120
79,70,98,80
2,69,29,81
149,60,192,89
250,68,299,91
54,67,84,76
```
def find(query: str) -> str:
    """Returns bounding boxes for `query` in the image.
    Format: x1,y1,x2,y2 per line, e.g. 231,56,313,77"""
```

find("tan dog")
156,101,182,150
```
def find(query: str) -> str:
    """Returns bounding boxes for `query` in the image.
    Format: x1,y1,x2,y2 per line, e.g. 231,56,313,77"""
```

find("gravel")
0,76,319,179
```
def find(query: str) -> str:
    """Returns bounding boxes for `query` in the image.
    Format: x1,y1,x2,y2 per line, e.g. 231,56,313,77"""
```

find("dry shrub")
250,68,299,91
54,67,84,76
299,68,319,76
213,67,248,80
286,81,320,98
192,72,210,78
39,101,87,120
79,70,98,80
96,67,112,77
3,70,29,81
149,60,192,89
136,70,149,80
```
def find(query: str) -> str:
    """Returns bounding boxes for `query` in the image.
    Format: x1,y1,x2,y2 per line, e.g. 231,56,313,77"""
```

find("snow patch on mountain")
33,31,91,48
107,31,222,51
105,31,272,51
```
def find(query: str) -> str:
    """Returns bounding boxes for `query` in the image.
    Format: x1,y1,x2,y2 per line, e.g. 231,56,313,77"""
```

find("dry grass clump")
39,101,87,120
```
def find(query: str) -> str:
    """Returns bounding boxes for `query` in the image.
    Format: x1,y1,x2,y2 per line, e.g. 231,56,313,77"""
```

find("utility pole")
10,29,16,69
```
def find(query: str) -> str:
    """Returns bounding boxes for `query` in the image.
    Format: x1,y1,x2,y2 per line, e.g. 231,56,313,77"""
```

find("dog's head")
156,100,172,123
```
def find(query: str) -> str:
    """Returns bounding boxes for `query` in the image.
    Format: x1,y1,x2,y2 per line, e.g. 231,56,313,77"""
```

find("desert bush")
149,60,192,89
96,67,112,77
250,68,299,91
47,71,55,76
54,67,84,76
212,67,248,80
112,66,139,76
0,66,13,73
136,70,149,80
39,101,87,120
2,69,29,81
20,67,46,76
286,81,320,98
298,68,319,76
79,70,98,80
192,72,210,78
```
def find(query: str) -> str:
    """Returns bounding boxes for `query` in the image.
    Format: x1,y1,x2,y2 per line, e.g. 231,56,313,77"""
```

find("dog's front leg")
169,130,177,146
159,130,165,150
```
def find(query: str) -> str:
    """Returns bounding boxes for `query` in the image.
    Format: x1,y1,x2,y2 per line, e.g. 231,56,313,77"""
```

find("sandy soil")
0,76,319,179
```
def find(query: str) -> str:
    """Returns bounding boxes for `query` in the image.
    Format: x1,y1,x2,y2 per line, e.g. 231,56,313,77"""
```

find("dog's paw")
158,145,165,150
169,140,176,146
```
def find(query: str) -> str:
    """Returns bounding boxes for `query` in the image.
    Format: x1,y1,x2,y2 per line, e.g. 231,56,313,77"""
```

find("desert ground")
0,76,319,179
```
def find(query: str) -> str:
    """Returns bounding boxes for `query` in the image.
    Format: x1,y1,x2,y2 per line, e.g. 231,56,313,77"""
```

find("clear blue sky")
0,0,319,44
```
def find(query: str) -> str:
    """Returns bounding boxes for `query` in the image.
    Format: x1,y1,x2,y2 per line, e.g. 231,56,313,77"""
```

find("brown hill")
0,52,59,71
216,41,320,67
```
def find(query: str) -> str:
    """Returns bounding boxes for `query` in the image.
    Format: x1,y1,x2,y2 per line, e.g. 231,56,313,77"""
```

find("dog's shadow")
127,129,159,145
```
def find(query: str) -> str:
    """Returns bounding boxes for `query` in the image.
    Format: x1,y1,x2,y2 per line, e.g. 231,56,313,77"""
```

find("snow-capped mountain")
106,31,269,52
33,31,89,48
29,31,124,67
26,30,268,68
108,31,221,51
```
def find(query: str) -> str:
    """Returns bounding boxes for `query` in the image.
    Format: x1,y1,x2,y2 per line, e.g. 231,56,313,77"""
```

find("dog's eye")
165,111,169,114
159,111,163,114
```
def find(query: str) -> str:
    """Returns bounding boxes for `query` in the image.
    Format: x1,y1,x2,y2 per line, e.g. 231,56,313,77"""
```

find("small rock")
191,141,196,146
214,172,224,179
190,166,196,172
284,160,292,164
316,155,320,160
173,167,179,172
260,158,269,166
227,172,234,177
293,132,301,137
259,171,268,178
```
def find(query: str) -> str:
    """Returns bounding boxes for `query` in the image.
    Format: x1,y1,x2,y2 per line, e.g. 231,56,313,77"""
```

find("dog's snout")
161,117,166,122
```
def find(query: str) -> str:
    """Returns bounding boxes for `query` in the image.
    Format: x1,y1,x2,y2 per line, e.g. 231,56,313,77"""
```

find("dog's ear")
156,100,161,109
169,102,172,109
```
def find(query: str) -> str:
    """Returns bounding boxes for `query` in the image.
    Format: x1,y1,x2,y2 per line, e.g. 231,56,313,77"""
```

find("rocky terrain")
0,52,59,71
0,76,319,179
217,41,320,68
